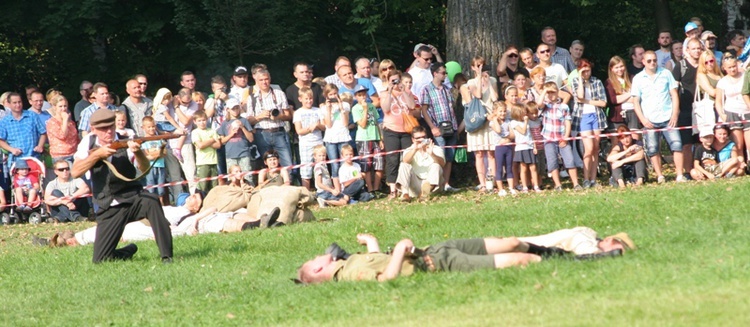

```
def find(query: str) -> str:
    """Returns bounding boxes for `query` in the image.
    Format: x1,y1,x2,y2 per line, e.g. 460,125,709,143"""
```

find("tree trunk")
446,0,521,75
653,0,672,33
724,0,750,33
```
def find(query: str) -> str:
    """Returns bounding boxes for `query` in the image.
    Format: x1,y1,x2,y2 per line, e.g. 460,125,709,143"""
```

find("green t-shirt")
192,127,219,165
741,69,750,96
351,103,380,141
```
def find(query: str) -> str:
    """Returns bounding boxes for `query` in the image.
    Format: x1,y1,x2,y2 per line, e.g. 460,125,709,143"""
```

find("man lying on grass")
518,226,636,258
296,234,565,283
42,193,281,248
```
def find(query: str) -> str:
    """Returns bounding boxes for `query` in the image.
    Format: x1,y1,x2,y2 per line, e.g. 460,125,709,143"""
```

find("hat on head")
609,232,636,251
234,66,248,76
176,193,190,207
413,43,427,53
89,109,116,128
225,98,240,109
701,30,717,40
14,159,29,170
49,230,75,248
684,22,699,33
353,84,368,94
699,130,714,138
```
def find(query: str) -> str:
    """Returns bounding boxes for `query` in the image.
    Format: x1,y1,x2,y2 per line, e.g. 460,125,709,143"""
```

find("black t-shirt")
693,145,718,167
626,62,643,79
672,59,698,117
285,83,326,110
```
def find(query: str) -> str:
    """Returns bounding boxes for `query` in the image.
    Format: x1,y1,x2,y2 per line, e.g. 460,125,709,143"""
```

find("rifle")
107,134,181,150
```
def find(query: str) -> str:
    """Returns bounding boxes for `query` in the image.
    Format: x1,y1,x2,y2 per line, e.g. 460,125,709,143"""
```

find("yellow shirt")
333,253,417,282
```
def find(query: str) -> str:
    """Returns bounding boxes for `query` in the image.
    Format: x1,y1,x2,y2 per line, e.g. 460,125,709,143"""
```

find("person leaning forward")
72,109,173,263
296,234,567,283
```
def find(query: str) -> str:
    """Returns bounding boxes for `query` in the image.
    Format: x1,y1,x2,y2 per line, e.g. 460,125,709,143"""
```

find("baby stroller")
0,157,48,225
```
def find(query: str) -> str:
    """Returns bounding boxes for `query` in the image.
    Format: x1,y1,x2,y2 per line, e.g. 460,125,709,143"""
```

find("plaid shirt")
78,103,118,132
247,88,289,130
0,110,46,165
421,82,457,130
552,47,576,73
569,76,608,133
541,102,572,142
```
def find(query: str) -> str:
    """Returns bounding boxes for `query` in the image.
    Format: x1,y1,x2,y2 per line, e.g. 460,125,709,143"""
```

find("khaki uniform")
246,185,316,225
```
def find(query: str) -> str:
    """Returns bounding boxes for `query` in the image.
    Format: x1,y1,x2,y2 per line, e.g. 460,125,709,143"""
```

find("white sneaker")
444,185,460,192
675,175,687,183
657,175,666,184
509,189,519,195
317,197,327,207
497,189,508,197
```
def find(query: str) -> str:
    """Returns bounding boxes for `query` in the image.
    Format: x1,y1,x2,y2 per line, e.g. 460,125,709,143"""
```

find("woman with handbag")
380,70,418,199
694,50,723,171
460,56,497,193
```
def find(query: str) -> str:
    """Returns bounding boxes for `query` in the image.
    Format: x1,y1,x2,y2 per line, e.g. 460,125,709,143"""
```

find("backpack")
464,97,487,133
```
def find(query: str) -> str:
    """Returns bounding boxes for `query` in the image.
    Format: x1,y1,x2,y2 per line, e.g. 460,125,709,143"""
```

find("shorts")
544,142,576,172
704,163,722,176
317,190,345,201
424,238,494,272
725,112,750,131
156,121,176,133
434,133,457,162
513,149,537,164
298,143,322,179
643,121,683,157
355,141,384,172
579,113,600,132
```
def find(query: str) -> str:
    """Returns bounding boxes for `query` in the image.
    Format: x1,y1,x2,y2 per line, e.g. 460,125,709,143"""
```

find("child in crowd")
293,87,325,190
115,110,135,138
218,98,255,185
141,117,168,205
338,144,374,203
510,103,540,192
191,110,220,193
227,164,247,188
153,88,186,161
312,145,349,207
489,101,516,196
322,84,352,193
526,102,546,181
352,85,383,193
540,82,581,191
690,131,738,180
258,150,291,187
504,86,521,189
12,159,40,212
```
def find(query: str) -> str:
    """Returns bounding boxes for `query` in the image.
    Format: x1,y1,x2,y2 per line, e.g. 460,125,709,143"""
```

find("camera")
421,139,430,145
271,108,280,117
391,78,400,85
328,97,338,103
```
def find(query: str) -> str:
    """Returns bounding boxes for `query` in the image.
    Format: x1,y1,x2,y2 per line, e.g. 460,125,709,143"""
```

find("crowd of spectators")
1,18,749,218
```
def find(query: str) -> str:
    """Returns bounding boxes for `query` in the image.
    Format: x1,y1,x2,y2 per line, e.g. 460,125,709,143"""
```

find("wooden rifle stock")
108,134,181,150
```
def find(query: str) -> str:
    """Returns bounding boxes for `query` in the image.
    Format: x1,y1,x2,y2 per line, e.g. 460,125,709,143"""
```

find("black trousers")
92,192,173,263
383,129,413,184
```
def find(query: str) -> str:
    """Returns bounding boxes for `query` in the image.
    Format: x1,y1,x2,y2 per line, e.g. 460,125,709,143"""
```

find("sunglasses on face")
56,167,70,172
705,59,715,64
539,49,551,54
508,53,519,58
645,59,657,64
381,66,394,71
421,57,432,62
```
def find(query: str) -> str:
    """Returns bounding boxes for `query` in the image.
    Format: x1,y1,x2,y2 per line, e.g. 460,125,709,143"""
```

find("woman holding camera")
460,56,498,193
380,69,418,199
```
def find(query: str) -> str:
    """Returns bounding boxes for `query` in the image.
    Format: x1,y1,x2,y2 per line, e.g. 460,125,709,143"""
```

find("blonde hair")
607,56,631,95
298,87,313,98
313,144,326,156
340,92,354,106
49,95,67,116
493,101,507,112
525,102,539,115
697,51,722,76
509,104,526,121
378,59,396,81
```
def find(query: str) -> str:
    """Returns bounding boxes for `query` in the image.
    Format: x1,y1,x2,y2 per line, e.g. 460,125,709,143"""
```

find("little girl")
490,102,516,196
258,150,291,187
321,84,352,192
526,102,546,181
510,103,540,193
153,88,186,161
115,110,135,138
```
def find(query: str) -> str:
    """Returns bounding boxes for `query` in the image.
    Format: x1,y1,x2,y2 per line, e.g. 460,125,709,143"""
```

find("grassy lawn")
1,179,749,326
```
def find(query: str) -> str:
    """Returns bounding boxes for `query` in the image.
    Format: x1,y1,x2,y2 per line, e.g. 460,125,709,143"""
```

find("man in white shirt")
396,127,445,201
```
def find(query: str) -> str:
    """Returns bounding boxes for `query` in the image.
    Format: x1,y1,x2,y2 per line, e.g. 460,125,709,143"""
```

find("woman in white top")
460,56,497,193
321,83,352,192
715,56,750,160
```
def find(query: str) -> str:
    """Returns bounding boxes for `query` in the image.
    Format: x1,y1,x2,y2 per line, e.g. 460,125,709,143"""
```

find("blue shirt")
631,68,678,124
0,110,47,165
78,103,119,132
338,78,377,103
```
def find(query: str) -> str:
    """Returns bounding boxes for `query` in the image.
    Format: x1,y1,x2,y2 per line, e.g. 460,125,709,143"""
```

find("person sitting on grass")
690,130,740,180
296,233,563,284
606,125,647,188
395,126,445,202
338,144,374,203
712,125,746,177
44,159,91,222
313,145,349,207
258,150,291,187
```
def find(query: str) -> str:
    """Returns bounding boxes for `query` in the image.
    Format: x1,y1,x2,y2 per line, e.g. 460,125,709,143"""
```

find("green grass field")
1,179,749,326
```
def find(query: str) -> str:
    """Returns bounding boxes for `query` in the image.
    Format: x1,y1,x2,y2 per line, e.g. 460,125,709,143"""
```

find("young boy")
141,117,169,205
338,144,374,203
351,85,383,193
12,159,40,212
690,131,736,180
540,82,581,191
293,87,325,190
218,98,255,185
191,110,221,193
312,145,349,207
526,102,546,180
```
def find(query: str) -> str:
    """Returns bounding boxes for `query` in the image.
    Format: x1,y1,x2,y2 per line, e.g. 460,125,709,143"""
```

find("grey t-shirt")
218,118,254,159
45,178,86,197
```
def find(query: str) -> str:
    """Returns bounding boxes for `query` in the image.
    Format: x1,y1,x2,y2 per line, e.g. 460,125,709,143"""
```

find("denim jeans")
255,130,293,168
643,121,682,157
325,142,348,178
434,133,457,162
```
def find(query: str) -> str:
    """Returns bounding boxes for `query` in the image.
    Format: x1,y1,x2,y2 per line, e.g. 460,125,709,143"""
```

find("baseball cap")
353,84,368,94
234,66,248,76
684,22,699,33
699,130,714,138
225,98,240,109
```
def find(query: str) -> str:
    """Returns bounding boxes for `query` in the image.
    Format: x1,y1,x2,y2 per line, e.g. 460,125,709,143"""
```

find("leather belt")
257,127,283,133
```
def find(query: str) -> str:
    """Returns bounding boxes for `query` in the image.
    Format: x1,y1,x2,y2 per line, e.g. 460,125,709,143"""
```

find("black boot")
526,243,568,258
